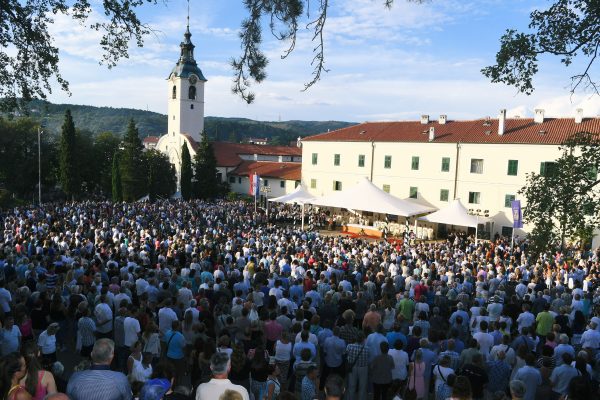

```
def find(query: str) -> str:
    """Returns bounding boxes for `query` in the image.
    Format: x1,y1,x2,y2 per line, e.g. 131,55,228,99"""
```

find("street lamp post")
261,186,271,219
38,124,44,205
468,208,489,246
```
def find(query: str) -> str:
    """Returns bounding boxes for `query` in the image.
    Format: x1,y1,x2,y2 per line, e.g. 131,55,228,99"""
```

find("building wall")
167,75,205,142
301,140,565,237
156,135,197,190
228,175,299,198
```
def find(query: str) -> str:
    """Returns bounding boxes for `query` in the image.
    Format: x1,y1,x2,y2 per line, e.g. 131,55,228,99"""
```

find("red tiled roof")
212,141,302,167
301,118,600,145
230,161,301,181
182,134,199,152
143,136,160,143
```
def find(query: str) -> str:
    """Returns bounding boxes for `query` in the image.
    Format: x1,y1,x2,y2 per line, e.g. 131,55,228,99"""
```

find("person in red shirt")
264,312,283,353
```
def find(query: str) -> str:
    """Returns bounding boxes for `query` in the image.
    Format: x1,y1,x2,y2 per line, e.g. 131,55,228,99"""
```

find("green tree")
483,0,600,95
193,137,220,199
180,143,193,200
145,149,176,201
0,0,157,110
0,118,57,202
59,109,78,198
94,131,122,196
520,132,600,254
120,119,146,201
111,151,123,202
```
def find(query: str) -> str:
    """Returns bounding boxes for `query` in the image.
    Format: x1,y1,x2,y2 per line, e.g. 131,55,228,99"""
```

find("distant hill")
4,100,355,145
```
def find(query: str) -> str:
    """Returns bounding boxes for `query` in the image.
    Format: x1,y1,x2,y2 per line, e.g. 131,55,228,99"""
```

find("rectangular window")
382,184,390,193
440,189,449,202
409,186,418,199
238,177,242,184
229,176,235,184
468,191,481,204
504,194,516,208
540,161,557,177
507,160,519,176
441,157,450,172
384,155,392,169
358,154,365,167
411,156,420,170
334,154,340,166
470,159,484,174
310,179,316,189
280,180,285,188
263,179,269,187
501,226,513,237
333,181,342,191
311,153,318,165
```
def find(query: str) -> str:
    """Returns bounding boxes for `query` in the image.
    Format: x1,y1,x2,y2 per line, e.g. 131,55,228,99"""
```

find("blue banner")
511,200,523,228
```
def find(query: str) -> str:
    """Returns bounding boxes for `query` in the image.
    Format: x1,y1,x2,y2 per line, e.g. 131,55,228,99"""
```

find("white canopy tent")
418,198,478,227
268,185,317,230
268,185,317,205
307,177,436,217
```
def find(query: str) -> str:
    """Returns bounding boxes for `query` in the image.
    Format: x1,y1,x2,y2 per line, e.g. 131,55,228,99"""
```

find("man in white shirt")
473,321,494,360
177,282,193,309
95,296,114,339
196,349,250,400
123,311,141,349
581,322,600,350
158,299,178,337
516,304,535,332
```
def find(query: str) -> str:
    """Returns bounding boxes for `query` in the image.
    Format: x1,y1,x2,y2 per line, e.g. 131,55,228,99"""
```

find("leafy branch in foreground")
483,0,600,95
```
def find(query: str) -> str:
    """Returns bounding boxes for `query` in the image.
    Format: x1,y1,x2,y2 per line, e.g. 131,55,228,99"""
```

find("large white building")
300,109,600,241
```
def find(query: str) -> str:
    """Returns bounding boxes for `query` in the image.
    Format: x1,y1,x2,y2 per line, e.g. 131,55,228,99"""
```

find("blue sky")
45,0,600,124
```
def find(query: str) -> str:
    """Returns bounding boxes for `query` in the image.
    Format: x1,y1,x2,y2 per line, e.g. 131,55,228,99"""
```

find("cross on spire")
186,0,190,31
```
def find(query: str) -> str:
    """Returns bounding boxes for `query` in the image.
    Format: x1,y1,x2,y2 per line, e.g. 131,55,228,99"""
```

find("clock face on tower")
189,75,198,84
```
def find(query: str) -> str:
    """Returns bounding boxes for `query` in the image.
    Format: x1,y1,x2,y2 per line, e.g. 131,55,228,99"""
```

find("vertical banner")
248,173,260,198
511,200,523,228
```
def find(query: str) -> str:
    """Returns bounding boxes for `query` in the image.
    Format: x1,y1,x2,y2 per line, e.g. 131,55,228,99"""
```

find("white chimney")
575,108,584,124
420,115,429,124
296,136,302,147
498,109,506,136
534,109,545,123
439,115,447,125
428,127,435,142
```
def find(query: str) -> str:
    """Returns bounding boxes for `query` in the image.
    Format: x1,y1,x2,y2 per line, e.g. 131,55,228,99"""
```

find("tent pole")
414,218,418,239
511,228,515,255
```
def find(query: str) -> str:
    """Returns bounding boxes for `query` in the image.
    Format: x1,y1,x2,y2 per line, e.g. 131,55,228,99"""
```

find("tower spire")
186,0,190,32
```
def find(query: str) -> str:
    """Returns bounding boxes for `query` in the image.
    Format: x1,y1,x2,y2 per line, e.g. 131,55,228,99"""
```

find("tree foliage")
95,131,122,196
193,137,220,199
0,0,157,110
519,132,600,254
180,143,193,200
145,149,176,201
111,151,123,202
0,118,57,202
483,0,600,95
1,1,428,108
120,119,146,201
59,109,78,198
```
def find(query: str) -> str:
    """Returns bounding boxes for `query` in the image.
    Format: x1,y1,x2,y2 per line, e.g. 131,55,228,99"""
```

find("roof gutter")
370,140,375,182
453,141,461,199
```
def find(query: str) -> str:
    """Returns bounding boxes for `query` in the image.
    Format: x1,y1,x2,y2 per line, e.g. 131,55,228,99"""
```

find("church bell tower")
167,13,206,143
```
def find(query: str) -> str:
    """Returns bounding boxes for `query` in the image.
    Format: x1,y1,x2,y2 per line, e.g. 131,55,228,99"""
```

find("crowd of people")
0,199,599,400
